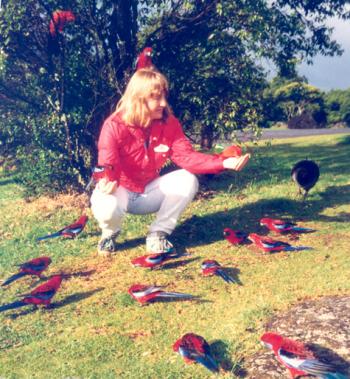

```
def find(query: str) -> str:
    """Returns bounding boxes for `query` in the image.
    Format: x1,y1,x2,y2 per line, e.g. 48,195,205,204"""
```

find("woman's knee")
161,170,199,197
90,191,120,222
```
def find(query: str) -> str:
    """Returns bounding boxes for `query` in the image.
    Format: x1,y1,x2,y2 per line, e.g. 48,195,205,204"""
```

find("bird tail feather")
1,272,27,286
283,246,313,252
196,354,219,373
0,301,27,312
216,269,236,284
36,231,62,241
156,292,195,299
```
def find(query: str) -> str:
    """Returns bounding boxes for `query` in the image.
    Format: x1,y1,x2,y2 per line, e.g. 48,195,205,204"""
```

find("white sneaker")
146,231,175,254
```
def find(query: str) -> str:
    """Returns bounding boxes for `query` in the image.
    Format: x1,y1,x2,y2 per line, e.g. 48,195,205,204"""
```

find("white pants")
90,169,199,238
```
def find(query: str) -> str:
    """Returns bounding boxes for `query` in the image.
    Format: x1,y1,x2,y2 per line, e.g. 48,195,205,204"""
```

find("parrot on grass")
2,256,51,286
173,333,219,373
261,332,348,379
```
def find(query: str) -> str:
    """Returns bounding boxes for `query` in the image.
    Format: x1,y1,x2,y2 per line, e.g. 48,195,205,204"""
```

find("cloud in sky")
298,18,350,92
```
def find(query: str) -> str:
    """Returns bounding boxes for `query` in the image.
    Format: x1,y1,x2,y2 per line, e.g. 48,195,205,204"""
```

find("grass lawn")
0,134,350,378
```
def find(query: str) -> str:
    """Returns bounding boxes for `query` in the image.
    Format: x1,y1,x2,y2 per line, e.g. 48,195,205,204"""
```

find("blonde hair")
115,69,172,127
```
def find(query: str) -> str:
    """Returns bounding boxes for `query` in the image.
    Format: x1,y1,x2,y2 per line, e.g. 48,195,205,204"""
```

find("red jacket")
97,113,225,193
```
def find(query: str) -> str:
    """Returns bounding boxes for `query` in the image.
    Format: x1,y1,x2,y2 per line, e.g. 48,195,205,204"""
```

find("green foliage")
1,0,350,193
263,76,328,128
324,88,350,126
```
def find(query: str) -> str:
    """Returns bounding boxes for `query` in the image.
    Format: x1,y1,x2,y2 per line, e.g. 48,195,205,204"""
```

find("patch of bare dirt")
244,295,350,378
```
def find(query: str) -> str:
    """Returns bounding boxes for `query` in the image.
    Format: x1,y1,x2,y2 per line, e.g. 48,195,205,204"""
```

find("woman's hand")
96,177,118,194
223,153,250,171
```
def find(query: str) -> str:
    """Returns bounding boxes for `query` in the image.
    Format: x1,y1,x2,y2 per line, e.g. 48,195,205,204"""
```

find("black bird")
291,160,320,199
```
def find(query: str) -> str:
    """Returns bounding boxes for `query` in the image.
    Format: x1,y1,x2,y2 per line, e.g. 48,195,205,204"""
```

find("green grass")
1,134,350,378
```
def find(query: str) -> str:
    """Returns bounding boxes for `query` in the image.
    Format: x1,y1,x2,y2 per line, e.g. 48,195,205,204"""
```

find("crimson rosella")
260,217,315,234
131,250,181,269
261,332,348,379
201,260,236,284
136,47,153,70
37,214,88,241
223,228,249,245
248,233,311,253
2,256,51,287
128,284,195,305
49,10,75,37
85,164,114,191
173,333,219,373
0,275,62,313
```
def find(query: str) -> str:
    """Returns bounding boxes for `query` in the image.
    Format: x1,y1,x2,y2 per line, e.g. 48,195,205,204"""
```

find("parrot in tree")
223,228,249,245
248,233,311,253
261,332,348,379
85,164,114,191
136,47,154,70
128,284,196,305
173,333,219,373
0,275,63,313
260,217,315,234
2,256,52,286
49,10,76,37
37,214,88,241
201,260,236,284
131,251,181,269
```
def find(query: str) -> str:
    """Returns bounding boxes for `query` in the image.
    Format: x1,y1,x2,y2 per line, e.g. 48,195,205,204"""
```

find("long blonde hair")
115,69,172,128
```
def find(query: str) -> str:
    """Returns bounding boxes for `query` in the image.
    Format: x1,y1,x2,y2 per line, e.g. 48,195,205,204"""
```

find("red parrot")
37,214,88,241
223,228,249,245
173,333,219,373
85,164,114,191
128,284,195,305
2,256,51,286
136,47,154,70
131,251,180,269
261,332,348,379
49,10,76,37
260,217,315,234
220,144,242,158
0,275,63,312
201,260,236,284
248,233,311,253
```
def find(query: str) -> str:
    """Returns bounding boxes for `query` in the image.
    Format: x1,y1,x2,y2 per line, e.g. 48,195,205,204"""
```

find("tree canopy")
1,0,349,194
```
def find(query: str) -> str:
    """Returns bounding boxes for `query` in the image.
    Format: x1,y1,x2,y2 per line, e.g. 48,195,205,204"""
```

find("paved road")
254,128,350,140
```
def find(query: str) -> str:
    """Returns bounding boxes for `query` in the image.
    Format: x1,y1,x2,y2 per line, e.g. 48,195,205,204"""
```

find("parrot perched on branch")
2,256,51,286
201,260,236,284
248,233,311,253
260,217,315,234
136,47,154,70
37,214,88,241
0,275,62,313
261,332,348,379
49,10,76,37
223,228,249,245
128,284,196,305
173,333,219,373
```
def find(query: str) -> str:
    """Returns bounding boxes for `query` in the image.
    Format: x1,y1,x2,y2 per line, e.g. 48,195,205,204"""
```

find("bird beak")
223,231,228,236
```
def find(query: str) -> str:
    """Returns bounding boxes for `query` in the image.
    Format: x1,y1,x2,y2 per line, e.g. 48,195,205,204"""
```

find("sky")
298,17,350,92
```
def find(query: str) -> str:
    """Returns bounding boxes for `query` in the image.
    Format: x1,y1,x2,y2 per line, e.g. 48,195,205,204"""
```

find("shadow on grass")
0,178,16,186
210,339,247,377
115,183,350,252
53,287,105,308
